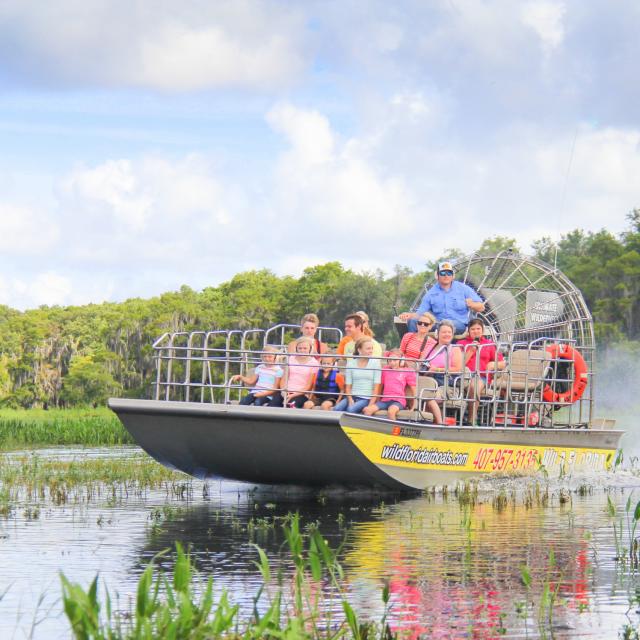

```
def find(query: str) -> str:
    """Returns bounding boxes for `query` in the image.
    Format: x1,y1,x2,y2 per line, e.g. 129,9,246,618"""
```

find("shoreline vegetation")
0,407,132,450
0,217,639,411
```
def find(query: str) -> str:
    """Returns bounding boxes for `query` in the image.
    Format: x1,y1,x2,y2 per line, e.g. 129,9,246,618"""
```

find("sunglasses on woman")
417,321,432,327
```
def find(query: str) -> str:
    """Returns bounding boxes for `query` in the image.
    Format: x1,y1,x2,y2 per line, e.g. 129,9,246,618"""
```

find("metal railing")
152,326,594,429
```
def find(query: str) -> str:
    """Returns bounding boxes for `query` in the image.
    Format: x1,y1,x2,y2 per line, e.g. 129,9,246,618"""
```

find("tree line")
1,213,638,408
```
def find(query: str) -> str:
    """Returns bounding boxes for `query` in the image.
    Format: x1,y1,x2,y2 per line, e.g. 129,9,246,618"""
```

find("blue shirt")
253,364,284,391
346,359,382,398
416,281,482,331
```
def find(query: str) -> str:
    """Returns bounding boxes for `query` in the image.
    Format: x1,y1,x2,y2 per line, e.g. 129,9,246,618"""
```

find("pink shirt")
425,345,460,370
381,368,417,407
286,356,319,393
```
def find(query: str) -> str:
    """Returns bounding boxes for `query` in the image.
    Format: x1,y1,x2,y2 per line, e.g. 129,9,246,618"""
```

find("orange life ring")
543,344,588,404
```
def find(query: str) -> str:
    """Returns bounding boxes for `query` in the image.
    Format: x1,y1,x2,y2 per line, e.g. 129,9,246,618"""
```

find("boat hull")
109,398,623,491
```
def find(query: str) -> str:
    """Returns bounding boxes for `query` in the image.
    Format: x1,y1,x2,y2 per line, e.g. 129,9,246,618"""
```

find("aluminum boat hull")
108,398,623,491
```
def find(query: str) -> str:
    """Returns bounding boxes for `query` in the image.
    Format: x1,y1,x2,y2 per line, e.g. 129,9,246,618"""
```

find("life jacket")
315,369,340,395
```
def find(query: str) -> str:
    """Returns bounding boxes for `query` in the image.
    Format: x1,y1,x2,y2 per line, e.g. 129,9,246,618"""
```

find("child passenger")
276,336,319,408
231,345,283,406
303,354,345,410
363,349,417,421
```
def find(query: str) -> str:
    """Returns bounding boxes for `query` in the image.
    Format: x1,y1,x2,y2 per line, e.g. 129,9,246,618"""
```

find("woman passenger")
457,318,505,424
333,337,382,414
421,319,463,425
400,312,437,364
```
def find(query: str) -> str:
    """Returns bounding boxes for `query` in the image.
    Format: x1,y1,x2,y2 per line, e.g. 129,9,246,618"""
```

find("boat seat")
493,349,549,396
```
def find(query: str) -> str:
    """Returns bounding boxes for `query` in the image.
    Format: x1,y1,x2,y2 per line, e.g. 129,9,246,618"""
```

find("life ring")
542,344,588,404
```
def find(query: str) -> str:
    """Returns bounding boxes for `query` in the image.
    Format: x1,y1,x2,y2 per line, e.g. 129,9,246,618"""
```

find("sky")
0,0,639,310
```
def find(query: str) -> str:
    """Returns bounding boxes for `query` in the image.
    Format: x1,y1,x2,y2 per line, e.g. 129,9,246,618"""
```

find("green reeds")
61,514,395,639
607,493,640,567
0,408,132,450
0,454,186,507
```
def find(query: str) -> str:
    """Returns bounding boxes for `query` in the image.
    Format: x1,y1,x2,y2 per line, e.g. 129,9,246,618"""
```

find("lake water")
2,446,640,639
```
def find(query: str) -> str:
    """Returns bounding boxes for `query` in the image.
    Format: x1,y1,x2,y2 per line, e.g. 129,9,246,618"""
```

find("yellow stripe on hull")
342,425,616,488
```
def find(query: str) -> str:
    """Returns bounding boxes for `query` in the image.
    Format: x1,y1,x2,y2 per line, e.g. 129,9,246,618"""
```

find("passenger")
356,310,374,337
337,314,383,358
399,261,485,335
337,311,374,354
231,345,283,406
420,319,463,425
288,313,327,355
457,318,505,424
270,337,319,408
303,354,345,410
333,338,382,414
399,312,437,364
363,349,416,421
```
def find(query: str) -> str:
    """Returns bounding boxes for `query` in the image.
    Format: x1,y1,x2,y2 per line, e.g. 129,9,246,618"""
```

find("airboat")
109,252,623,491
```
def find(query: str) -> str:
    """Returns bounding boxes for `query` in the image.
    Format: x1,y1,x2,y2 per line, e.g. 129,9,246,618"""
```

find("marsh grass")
0,454,188,507
61,514,395,639
0,407,132,450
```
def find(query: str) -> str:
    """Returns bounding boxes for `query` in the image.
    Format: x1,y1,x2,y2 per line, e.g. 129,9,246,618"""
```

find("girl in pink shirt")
279,337,319,408
363,349,417,421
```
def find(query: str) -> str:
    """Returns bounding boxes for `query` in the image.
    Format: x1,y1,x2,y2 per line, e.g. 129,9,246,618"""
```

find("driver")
399,260,485,335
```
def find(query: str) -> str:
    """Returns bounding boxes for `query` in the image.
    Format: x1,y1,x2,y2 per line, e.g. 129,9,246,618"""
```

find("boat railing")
153,326,343,404
152,329,594,428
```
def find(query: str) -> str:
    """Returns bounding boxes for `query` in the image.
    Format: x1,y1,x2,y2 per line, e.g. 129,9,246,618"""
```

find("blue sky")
1,0,639,309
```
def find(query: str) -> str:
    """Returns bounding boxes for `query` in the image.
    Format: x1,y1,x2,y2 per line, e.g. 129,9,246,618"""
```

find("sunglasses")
439,270,454,276
417,321,432,327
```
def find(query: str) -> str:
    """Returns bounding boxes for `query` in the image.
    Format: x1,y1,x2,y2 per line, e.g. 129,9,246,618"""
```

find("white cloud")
29,272,72,306
266,102,416,239
0,0,307,90
0,203,58,254
522,2,566,56
264,100,639,273
59,154,230,236
0,270,120,309
4,97,636,312
61,160,153,232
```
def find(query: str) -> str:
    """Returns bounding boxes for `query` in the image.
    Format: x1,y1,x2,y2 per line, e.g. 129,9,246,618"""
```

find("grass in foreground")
62,514,395,640
0,407,133,450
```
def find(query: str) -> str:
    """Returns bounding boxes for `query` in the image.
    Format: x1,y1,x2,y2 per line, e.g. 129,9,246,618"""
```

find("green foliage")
532,214,640,342
60,516,395,639
61,356,122,407
0,215,638,408
0,407,132,449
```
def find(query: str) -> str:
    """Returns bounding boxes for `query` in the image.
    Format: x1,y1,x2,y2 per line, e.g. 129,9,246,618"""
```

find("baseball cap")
437,261,454,273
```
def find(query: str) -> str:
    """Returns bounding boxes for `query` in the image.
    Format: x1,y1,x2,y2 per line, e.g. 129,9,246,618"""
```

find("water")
2,447,640,638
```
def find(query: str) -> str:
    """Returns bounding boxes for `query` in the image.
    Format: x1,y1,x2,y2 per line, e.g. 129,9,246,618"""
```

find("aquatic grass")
0,407,133,450
537,548,564,635
0,454,188,506
607,493,640,568
61,515,396,639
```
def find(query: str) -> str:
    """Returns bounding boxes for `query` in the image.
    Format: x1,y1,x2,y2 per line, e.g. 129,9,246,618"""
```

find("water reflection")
130,483,640,638
2,447,640,639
